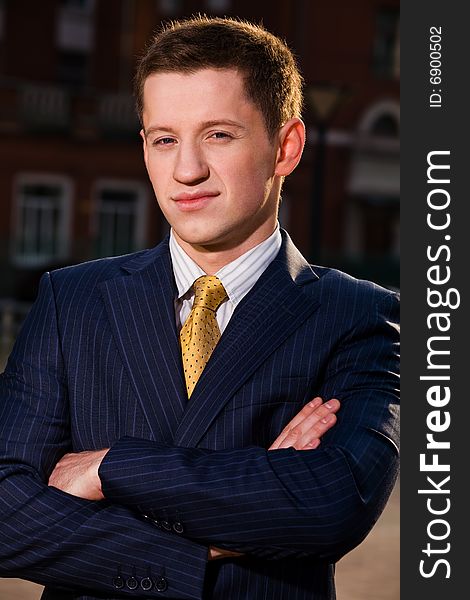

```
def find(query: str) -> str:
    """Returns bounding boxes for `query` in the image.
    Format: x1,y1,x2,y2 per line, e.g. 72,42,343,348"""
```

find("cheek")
146,158,170,191
224,153,272,194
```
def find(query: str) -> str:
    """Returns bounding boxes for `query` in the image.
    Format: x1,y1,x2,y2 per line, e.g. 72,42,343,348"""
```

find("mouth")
172,191,220,211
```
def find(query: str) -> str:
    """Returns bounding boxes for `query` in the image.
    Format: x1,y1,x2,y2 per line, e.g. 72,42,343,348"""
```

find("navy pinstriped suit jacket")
0,230,399,599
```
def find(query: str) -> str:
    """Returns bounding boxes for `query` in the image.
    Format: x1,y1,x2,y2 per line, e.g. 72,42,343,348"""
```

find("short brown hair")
134,15,303,137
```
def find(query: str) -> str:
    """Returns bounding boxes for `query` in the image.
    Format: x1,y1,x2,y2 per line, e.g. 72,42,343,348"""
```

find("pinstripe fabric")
0,230,399,599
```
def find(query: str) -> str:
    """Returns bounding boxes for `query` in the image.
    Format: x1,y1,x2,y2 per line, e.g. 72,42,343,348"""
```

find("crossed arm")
48,396,339,501
48,397,341,559
44,291,399,565
0,272,399,595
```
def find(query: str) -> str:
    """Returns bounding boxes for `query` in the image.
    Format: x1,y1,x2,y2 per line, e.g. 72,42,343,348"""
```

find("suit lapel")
174,233,321,447
99,241,187,443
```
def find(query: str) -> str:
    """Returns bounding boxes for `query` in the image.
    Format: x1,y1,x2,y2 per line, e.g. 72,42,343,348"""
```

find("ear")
140,129,149,169
274,118,306,177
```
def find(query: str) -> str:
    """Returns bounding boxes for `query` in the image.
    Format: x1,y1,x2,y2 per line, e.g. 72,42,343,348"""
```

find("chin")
174,225,224,247
172,233,211,249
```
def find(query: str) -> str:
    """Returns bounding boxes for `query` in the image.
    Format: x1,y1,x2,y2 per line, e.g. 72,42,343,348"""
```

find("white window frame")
358,101,400,136
11,173,73,268
56,0,96,52
93,179,148,258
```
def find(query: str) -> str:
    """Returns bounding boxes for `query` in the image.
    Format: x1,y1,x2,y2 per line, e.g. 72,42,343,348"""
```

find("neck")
173,224,277,275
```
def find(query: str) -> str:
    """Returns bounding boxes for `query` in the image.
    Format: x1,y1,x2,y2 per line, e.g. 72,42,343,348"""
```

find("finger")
282,397,323,430
301,437,321,450
275,413,337,450
272,399,340,450
270,399,340,449
269,398,326,450
296,413,337,450
269,397,323,450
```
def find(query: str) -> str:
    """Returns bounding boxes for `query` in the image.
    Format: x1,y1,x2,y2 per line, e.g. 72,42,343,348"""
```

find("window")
13,175,72,267
370,114,399,137
56,0,95,86
95,182,147,258
357,100,400,140
346,102,400,263
56,0,95,52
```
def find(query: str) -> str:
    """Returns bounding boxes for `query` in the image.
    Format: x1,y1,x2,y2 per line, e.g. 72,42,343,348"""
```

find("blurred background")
0,0,399,598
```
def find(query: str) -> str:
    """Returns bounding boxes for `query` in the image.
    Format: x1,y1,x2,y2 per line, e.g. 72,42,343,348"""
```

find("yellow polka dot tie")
180,275,228,398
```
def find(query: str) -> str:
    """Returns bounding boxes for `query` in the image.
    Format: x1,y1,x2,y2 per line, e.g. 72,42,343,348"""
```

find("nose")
173,140,209,185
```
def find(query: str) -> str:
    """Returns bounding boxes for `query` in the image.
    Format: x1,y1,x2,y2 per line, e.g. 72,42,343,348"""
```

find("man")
0,16,399,600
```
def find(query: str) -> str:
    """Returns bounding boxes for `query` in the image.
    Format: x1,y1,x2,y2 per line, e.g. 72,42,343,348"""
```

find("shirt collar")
169,225,282,306
169,232,205,300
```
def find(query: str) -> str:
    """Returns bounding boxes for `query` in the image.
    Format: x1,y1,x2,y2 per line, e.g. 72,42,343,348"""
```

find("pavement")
0,480,399,599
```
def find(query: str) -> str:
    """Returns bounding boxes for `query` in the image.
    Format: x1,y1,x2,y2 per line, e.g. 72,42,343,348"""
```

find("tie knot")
192,275,227,311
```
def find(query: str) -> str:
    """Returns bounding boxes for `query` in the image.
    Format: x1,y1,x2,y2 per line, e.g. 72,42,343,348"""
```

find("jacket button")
112,576,124,589
172,521,184,534
126,576,139,590
161,520,172,531
155,576,168,592
152,519,162,529
141,577,153,591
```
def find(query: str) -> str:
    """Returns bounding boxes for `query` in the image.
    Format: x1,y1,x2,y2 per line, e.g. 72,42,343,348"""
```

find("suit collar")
119,238,171,274
277,229,320,286
118,228,319,283
100,231,321,446
174,230,321,447
99,242,187,443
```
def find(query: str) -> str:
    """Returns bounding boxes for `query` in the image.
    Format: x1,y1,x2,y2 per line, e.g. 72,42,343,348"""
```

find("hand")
208,546,244,560
269,397,340,450
48,448,110,500
207,398,339,561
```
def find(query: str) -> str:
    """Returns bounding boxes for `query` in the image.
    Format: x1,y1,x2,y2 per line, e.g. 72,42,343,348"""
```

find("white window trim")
11,173,73,268
358,100,400,135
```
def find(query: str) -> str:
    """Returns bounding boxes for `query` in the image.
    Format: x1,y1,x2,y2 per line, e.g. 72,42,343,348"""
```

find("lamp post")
307,84,346,262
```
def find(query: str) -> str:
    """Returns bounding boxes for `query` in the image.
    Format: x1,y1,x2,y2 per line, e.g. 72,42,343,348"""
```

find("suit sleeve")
99,291,400,562
0,273,208,598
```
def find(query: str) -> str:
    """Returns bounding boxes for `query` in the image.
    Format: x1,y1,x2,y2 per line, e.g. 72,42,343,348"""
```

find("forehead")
142,68,261,126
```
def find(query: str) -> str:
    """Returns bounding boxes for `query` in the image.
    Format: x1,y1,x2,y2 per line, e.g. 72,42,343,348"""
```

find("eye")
152,137,176,146
209,131,233,140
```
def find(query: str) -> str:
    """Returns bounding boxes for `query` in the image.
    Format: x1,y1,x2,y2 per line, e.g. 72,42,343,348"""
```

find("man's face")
141,68,281,254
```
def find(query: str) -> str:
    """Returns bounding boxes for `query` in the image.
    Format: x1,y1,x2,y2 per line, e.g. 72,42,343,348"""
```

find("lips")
172,191,220,211
172,191,219,202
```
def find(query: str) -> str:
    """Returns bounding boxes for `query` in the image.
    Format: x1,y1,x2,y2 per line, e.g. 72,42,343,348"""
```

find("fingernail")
321,415,332,423
324,402,332,409
309,398,320,407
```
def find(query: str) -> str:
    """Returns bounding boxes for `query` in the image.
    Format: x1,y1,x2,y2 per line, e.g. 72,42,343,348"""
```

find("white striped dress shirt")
169,226,282,334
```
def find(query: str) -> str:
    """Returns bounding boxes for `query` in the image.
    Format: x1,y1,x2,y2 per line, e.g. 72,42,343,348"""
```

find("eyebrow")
144,119,246,137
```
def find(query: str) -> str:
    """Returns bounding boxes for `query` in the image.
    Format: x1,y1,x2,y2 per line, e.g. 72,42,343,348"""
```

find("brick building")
0,0,399,306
